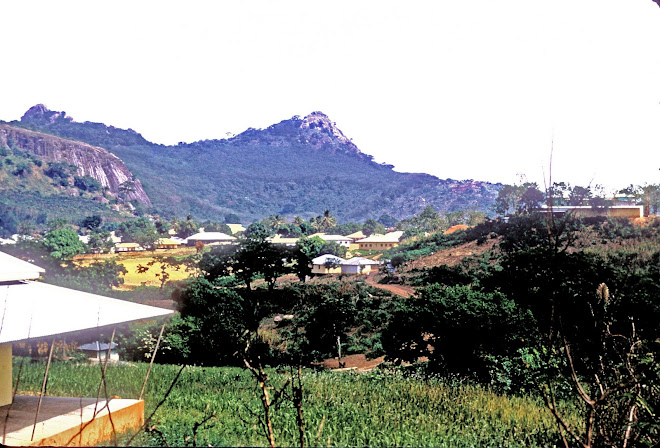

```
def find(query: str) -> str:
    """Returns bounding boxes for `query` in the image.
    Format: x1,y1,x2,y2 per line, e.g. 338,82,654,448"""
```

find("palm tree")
313,210,337,233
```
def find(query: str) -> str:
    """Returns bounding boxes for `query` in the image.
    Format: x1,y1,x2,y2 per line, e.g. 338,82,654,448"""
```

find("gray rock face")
0,124,151,206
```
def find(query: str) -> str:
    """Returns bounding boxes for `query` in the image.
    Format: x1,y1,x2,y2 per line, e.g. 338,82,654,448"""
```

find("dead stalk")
139,323,166,400
31,338,56,441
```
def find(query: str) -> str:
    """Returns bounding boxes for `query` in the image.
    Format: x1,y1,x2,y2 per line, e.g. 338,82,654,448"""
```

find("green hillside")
0,143,125,236
10,106,502,222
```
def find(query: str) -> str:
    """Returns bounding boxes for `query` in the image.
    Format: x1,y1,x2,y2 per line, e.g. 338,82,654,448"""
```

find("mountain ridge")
9,104,502,222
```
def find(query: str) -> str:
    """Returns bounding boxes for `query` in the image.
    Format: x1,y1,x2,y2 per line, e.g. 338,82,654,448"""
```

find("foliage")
42,227,85,259
291,236,326,280
382,285,527,379
80,214,102,231
233,222,291,290
74,175,102,192
494,182,544,216
172,215,199,238
175,278,248,365
15,110,502,222
117,217,159,248
13,360,575,447
362,218,385,236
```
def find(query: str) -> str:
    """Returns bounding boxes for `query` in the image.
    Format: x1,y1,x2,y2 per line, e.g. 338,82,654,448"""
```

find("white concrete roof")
0,281,173,344
320,234,352,242
311,254,346,265
186,232,236,241
342,257,380,266
0,251,45,282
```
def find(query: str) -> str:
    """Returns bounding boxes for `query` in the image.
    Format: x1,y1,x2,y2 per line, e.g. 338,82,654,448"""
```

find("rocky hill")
9,105,502,222
0,122,150,205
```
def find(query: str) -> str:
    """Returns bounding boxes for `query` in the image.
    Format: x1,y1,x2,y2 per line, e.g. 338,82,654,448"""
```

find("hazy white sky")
1,0,659,192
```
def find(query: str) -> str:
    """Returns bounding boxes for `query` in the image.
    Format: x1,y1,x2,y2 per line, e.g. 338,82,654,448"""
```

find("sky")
1,0,660,193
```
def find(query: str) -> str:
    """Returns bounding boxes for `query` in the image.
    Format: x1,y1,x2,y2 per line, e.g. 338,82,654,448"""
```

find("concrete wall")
341,264,375,275
0,344,12,406
357,242,398,251
311,264,342,274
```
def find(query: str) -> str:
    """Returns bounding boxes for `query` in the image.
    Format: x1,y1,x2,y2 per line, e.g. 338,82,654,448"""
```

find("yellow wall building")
356,231,404,251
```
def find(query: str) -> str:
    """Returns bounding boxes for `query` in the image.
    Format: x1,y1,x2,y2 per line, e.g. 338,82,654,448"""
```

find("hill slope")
11,105,502,222
0,123,150,205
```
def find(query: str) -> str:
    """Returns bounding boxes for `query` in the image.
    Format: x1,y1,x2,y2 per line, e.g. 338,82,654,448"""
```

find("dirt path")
365,276,414,298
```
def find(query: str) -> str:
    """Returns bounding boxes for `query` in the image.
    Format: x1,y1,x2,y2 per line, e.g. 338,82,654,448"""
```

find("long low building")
0,251,173,445
539,205,644,219
186,231,237,246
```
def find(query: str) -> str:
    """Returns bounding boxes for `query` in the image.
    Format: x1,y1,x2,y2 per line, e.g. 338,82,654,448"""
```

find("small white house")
311,254,346,274
78,341,119,362
340,257,381,275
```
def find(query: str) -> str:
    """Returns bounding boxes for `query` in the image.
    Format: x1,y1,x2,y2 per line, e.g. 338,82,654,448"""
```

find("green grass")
12,358,575,447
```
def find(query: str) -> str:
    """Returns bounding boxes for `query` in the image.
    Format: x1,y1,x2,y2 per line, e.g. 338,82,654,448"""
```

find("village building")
0,251,173,445
226,223,246,235
186,231,236,246
355,231,404,251
170,236,187,245
154,237,182,250
540,205,644,219
345,230,366,240
78,341,119,362
115,242,145,252
269,234,299,247
318,234,353,248
340,257,381,275
311,254,346,274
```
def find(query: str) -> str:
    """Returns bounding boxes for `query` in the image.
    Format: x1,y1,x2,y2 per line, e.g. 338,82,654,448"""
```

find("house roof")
226,224,246,234
320,234,352,242
186,232,236,242
115,242,141,249
0,253,173,344
155,238,181,245
0,251,45,282
311,254,346,265
342,257,380,266
0,281,173,344
356,231,404,243
78,341,118,351
345,231,366,240
269,235,299,245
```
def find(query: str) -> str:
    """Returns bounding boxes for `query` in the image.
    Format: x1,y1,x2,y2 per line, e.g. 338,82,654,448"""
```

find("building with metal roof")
340,256,381,275
0,251,174,444
310,254,346,274
186,231,236,246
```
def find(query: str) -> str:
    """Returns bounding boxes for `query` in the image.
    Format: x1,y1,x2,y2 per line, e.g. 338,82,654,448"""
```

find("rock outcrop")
0,124,151,206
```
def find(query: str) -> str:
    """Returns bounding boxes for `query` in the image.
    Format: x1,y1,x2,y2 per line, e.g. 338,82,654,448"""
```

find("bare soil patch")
407,237,499,270
316,354,385,372
365,276,414,298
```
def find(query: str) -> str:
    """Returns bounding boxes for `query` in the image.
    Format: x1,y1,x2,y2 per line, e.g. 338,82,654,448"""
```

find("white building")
340,257,381,275
186,231,236,246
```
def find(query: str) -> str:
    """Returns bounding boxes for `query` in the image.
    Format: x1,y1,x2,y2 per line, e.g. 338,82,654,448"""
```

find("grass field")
75,248,197,288
13,359,577,447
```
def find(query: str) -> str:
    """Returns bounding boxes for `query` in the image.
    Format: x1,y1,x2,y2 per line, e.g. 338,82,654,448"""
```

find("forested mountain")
8,105,502,222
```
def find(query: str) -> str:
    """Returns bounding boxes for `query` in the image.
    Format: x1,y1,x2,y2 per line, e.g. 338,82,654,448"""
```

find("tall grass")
13,359,575,447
